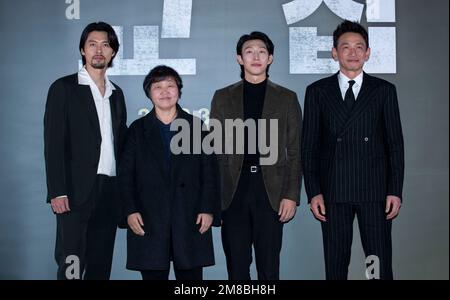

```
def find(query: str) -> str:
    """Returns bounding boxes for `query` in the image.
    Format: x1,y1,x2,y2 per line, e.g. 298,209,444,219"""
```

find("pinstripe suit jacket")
301,72,404,204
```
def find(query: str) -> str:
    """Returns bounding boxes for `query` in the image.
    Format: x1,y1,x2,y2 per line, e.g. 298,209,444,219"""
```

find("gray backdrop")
0,0,448,279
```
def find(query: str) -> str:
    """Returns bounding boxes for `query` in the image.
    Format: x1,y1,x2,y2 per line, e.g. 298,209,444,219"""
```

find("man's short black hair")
333,20,369,49
143,65,183,99
79,21,120,68
236,31,274,79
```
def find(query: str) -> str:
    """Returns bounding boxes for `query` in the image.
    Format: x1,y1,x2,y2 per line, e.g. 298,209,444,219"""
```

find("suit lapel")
169,107,191,183
143,111,169,180
229,82,244,120
323,73,349,130
340,72,377,135
75,84,102,142
261,80,278,120
109,89,120,150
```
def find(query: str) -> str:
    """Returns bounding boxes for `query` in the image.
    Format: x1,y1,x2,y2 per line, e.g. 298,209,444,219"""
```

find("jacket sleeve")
44,80,68,202
209,90,226,164
199,121,221,226
301,85,322,203
382,84,404,200
281,92,303,205
208,90,225,220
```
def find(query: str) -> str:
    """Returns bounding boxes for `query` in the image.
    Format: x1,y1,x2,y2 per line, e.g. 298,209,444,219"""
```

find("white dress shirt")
338,71,364,101
78,66,117,177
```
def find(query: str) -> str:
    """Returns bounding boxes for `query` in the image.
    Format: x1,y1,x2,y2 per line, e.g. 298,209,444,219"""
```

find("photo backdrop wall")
0,0,448,279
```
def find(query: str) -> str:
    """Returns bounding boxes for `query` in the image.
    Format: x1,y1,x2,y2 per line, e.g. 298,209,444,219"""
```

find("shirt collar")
338,71,364,89
77,66,116,91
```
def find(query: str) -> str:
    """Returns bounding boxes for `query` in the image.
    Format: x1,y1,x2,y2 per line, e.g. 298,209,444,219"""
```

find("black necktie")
344,80,356,112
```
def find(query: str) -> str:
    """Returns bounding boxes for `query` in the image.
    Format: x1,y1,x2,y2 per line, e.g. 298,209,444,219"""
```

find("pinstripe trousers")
320,202,393,280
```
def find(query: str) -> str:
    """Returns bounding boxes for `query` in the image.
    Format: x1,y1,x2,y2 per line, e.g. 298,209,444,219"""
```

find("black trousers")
221,170,283,280
140,267,203,280
321,202,393,280
55,175,117,280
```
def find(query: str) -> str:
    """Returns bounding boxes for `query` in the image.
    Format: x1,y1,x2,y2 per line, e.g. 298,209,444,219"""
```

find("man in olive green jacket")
210,31,302,280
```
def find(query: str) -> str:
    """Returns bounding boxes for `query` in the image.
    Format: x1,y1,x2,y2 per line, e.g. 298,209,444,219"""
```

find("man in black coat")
301,20,404,280
44,22,127,280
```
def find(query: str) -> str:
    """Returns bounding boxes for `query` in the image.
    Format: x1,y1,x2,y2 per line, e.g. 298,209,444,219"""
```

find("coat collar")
142,104,192,180
227,79,281,120
341,72,378,135
323,72,378,136
72,74,122,143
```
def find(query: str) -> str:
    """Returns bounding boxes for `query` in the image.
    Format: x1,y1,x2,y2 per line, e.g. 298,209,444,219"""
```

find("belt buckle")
250,166,258,173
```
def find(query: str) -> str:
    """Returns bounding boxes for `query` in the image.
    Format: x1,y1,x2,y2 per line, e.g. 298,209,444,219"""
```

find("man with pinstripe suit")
301,20,404,280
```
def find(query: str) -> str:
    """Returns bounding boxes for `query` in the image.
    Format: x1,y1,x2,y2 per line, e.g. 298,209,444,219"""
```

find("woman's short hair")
143,65,183,99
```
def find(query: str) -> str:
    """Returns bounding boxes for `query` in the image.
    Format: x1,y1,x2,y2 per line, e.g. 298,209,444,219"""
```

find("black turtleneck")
243,79,267,165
